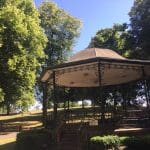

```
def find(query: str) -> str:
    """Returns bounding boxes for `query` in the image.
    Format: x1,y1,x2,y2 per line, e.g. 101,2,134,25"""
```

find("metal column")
142,67,149,109
98,60,105,126
42,82,48,127
53,71,58,122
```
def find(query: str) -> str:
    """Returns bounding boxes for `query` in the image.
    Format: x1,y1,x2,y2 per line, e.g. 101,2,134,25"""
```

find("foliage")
120,135,150,150
16,129,52,150
87,0,150,106
15,92,35,112
0,0,47,114
128,0,150,107
39,1,81,123
88,22,145,107
129,0,150,59
88,23,132,57
90,135,120,150
88,0,150,60
39,1,82,66
90,135,150,150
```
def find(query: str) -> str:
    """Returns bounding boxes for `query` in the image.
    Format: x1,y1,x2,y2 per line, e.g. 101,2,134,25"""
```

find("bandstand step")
56,123,80,150
56,132,78,150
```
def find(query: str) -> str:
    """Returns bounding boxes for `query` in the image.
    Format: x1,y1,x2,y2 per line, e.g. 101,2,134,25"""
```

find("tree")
0,0,47,114
0,88,4,104
129,0,150,59
88,24,132,57
39,1,81,123
88,23,142,112
39,1,81,66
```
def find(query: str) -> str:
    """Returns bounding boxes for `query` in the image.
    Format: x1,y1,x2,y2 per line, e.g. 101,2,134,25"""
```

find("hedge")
16,129,53,150
120,135,150,150
90,134,150,150
90,135,120,150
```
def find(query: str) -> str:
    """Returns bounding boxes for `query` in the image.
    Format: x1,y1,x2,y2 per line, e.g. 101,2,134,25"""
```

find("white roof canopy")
41,48,150,87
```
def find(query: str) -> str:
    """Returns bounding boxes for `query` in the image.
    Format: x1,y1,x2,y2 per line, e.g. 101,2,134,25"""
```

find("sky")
34,0,134,53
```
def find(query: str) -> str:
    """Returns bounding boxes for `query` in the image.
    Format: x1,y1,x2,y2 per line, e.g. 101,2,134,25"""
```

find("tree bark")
6,102,10,115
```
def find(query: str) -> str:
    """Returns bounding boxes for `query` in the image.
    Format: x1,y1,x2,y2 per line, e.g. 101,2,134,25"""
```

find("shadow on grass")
0,132,11,136
0,113,18,116
0,142,16,150
1,115,42,123
0,114,42,132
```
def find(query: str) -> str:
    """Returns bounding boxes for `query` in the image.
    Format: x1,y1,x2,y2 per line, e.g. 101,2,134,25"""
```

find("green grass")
0,111,44,150
0,136,16,145
0,111,43,132
0,142,16,150
0,107,88,150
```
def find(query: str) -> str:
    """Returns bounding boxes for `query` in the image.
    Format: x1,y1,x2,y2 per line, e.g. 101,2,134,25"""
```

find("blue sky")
34,0,134,53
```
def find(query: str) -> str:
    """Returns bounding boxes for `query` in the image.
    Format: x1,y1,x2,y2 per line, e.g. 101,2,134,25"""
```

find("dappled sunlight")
0,137,16,145
22,121,42,129
0,112,43,150
0,112,43,132
2,121,42,132
0,132,10,136
0,111,43,121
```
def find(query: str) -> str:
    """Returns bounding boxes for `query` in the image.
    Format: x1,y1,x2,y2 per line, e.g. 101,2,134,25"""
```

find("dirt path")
0,132,18,139
0,132,18,146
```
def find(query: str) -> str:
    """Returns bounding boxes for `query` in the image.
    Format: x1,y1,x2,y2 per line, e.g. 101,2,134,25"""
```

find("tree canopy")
88,24,132,58
87,0,150,108
129,0,150,59
0,0,47,114
39,1,82,66
38,1,81,123
88,0,150,60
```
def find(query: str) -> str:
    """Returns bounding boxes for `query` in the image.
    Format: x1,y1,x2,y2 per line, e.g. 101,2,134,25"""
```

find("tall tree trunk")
54,102,58,121
6,101,10,115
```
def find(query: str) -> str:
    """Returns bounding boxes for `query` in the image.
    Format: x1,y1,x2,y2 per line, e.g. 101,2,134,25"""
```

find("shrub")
90,135,120,150
120,135,150,150
16,129,53,150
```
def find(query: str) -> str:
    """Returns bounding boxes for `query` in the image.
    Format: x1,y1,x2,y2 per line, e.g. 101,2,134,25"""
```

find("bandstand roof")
40,48,150,87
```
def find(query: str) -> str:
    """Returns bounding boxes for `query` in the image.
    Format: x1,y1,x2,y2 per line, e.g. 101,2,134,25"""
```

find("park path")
0,132,18,145
0,132,18,139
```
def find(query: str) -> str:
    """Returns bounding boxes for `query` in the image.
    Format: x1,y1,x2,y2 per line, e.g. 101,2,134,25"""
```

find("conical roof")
68,48,125,62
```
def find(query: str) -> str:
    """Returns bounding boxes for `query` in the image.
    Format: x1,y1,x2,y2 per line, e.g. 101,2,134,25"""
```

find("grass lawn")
0,110,44,150
0,107,85,150
0,110,43,131
0,135,16,145
0,142,16,150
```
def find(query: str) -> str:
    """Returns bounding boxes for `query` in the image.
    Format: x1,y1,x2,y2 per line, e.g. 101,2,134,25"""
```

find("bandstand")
40,48,150,148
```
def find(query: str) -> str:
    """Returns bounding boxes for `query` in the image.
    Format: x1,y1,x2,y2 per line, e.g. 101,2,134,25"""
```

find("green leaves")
88,23,130,57
16,91,35,112
90,135,120,149
38,2,81,122
39,1,81,66
129,0,150,59
0,0,47,113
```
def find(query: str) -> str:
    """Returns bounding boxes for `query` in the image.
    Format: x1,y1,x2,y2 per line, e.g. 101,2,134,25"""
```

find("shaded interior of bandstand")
42,73,150,145
43,80,150,137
